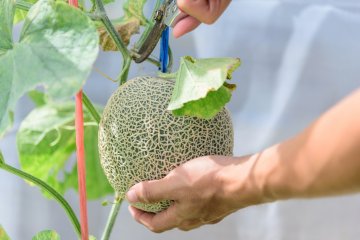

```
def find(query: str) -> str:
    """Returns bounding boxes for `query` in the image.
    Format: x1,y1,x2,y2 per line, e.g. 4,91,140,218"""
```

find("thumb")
126,177,176,204
173,16,201,38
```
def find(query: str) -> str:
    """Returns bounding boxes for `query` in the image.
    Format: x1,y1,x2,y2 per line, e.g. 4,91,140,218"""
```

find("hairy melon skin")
99,76,234,212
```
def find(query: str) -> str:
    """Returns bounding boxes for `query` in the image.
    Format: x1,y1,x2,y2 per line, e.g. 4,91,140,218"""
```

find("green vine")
83,92,101,124
0,151,81,237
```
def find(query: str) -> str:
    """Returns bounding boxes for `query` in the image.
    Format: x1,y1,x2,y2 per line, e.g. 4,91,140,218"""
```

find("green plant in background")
0,0,240,239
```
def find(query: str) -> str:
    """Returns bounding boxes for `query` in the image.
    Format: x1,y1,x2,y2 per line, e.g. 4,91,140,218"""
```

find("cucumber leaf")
32,230,60,240
0,225,11,240
0,0,99,138
17,101,113,200
167,56,241,119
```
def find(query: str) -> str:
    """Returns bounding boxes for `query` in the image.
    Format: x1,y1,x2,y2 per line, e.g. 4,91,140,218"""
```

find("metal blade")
132,10,167,63
163,0,187,27
132,1,184,63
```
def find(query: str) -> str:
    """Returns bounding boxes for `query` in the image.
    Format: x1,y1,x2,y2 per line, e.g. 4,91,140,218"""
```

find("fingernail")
126,189,138,203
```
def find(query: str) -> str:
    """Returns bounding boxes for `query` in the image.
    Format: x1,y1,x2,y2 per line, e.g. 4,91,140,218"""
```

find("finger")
126,176,178,204
128,204,178,233
177,0,231,25
173,16,201,38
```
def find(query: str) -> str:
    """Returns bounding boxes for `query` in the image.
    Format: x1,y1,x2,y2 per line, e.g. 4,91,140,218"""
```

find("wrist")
218,144,297,211
255,142,310,202
254,145,286,202
217,155,272,211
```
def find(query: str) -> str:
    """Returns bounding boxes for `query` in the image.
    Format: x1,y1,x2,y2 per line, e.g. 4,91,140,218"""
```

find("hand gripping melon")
98,76,234,212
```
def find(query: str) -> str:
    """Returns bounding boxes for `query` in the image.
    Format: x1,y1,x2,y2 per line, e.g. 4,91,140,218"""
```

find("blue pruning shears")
132,0,187,63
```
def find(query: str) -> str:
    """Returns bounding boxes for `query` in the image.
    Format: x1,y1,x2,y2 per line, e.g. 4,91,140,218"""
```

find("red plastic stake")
68,0,78,7
75,91,89,240
68,1,89,240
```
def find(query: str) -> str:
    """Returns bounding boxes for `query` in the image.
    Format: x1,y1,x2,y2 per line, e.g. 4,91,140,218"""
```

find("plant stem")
167,46,174,72
82,93,101,124
0,151,4,164
146,57,161,68
118,56,132,85
0,153,81,237
101,197,123,240
94,0,132,83
158,71,178,79
94,0,129,59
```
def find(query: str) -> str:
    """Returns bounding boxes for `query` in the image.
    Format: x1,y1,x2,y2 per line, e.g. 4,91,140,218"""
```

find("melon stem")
101,196,123,240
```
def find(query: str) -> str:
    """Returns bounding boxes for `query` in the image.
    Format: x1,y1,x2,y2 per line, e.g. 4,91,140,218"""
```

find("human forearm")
253,89,360,202
126,90,360,232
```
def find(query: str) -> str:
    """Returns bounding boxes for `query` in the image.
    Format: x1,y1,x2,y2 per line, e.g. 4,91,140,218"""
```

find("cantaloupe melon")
98,76,234,212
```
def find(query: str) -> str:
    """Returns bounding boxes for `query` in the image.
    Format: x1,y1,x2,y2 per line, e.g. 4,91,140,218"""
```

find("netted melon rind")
98,76,234,213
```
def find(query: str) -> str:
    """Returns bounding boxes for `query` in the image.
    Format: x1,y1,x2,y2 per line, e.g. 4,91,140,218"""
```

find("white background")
1,0,360,239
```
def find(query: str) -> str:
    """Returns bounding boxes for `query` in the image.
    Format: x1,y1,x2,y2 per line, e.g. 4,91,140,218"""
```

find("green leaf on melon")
168,56,241,119
0,0,99,138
